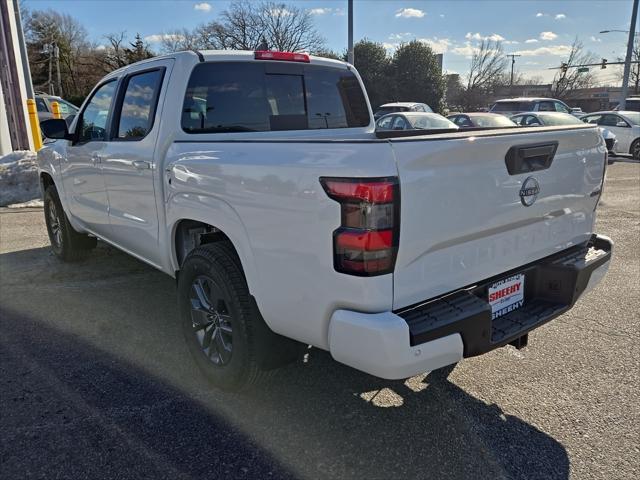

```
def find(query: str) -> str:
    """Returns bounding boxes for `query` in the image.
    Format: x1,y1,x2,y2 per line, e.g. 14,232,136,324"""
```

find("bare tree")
159,0,325,53
551,39,596,100
459,40,507,109
467,40,507,91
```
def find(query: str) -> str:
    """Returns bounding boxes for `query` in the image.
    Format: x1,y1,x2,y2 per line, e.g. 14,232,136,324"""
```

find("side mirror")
616,121,628,127
40,118,72,140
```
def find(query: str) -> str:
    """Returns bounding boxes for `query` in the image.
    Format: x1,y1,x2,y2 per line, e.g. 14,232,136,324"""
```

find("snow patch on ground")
0,150,40,207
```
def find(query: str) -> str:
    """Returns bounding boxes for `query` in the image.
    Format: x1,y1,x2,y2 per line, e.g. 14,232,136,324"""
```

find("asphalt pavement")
1,161,638,480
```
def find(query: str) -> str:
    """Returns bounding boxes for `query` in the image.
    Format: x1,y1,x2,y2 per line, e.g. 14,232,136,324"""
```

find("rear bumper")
328,234,612,379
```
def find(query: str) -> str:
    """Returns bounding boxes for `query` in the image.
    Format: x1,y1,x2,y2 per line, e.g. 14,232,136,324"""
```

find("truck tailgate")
390,126,606,310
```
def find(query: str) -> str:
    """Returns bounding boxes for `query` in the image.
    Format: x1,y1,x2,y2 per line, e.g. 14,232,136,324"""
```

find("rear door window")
115,69,164,140
538,101,555,112
182,62,370,133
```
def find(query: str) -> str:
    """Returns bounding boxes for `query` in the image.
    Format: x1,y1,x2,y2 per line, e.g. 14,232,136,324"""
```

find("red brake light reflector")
336,230,393,251
254,51,310,63
321,180,394,203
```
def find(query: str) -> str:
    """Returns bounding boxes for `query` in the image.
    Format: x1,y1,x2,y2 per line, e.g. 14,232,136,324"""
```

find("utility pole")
507,54,521,87
54,43,63,97
620,0,639,109
347,0,354,65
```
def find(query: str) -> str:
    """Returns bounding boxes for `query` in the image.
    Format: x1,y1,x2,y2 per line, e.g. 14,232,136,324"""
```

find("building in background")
0,0,34,155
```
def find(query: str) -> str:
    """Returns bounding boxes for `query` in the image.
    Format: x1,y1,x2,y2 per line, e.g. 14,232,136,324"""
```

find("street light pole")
620,0,639,109
347,0,354,64
507,54,521,87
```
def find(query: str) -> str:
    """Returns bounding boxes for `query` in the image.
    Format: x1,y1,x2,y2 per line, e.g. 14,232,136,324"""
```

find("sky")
23,0,638,85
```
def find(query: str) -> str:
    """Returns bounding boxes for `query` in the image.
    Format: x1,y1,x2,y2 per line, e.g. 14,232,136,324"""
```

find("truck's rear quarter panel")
165,140,397,349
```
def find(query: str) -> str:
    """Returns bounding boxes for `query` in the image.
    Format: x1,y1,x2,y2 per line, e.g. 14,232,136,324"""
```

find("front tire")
43,185,97,261
630,139,640,160
178,243,267,391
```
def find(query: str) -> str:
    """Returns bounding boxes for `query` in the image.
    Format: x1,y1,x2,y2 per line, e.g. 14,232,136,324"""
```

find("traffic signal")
561,62,568,73
601,58,608,69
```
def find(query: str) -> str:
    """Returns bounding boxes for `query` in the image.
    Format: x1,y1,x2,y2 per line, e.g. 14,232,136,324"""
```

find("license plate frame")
488,273,525,320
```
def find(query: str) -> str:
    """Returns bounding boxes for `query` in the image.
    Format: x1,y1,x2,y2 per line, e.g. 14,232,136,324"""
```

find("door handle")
132,160,151,170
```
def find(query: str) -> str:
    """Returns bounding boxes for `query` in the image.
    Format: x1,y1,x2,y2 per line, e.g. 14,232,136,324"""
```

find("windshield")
470,115,516,127
538,113,582,126
491,101,534,112
407,114,458,130
621,111,640,124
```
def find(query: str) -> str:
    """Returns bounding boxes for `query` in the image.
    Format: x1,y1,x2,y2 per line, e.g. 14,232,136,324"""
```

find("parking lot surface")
1,162,638,480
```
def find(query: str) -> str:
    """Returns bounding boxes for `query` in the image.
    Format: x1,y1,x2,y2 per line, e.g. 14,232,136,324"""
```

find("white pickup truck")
38,50,612,390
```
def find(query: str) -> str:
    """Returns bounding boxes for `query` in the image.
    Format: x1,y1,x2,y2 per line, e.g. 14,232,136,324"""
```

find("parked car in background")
373,102,433,120
614,97,640,112
376,112,457,131
35,93,79,123
581,111,640,159
511,112,618,157
447,112,517,128
490,97,572,116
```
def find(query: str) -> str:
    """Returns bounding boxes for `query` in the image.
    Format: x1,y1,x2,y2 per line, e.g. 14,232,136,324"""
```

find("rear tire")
178,242,270,391
630,139,640,160
43,185,97,261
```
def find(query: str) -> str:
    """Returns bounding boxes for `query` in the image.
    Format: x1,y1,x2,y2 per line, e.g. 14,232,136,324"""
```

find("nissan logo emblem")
519,176,540,207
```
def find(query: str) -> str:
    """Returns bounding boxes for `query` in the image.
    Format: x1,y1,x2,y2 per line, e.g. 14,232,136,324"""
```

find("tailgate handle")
505,142,558,175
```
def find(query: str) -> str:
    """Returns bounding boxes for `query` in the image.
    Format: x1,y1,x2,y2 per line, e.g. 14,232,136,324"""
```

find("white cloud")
514,45,573,57
439,14,445,18
145,33,185,43
539,31,558,41
388,32,412,40
333,8,345,16
590,36,602,42
536,12,544,17
452,42,479,57
555,13,566,19
418,37,451,54
504,40,519,45
309,8,331,15
525,38,539,43
395,8,425,18
269,7,293,17
193,2,211,12
382,42,398,51
95,44,106,51
465,32,505,42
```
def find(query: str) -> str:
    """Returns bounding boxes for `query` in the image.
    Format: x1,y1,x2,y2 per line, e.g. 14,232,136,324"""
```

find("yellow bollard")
50,101,61,119
26,99,43,151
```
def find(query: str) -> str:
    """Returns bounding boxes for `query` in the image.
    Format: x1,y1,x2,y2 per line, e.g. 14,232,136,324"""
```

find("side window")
35,98,48,112
538,101,554,112
600,114,621,127
115,69,164,140
524,115,541,126
377,116,393,129
392,116,407,130
57,100,77,115
512,116,524,126
77,81,117,143
555,102,570,113
583,115,601,125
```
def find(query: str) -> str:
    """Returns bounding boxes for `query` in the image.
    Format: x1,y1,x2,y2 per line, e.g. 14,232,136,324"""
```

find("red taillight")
321,177,400,276
254,50,310,63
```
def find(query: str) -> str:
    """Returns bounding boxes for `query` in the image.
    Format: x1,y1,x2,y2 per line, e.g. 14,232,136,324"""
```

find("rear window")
470,115,516,127
537,113,582,126
182,62,369,133
491,101,534,112
375,106,409,116
625,100,640,112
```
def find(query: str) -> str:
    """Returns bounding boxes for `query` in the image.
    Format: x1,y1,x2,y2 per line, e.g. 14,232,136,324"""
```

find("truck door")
100,59,173,265
62,80,117,234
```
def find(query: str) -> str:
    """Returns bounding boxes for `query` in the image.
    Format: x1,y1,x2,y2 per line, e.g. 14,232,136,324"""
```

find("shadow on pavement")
0,245,570,479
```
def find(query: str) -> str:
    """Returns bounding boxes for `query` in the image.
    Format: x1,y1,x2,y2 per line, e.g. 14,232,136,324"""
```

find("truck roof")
106,49,350,79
